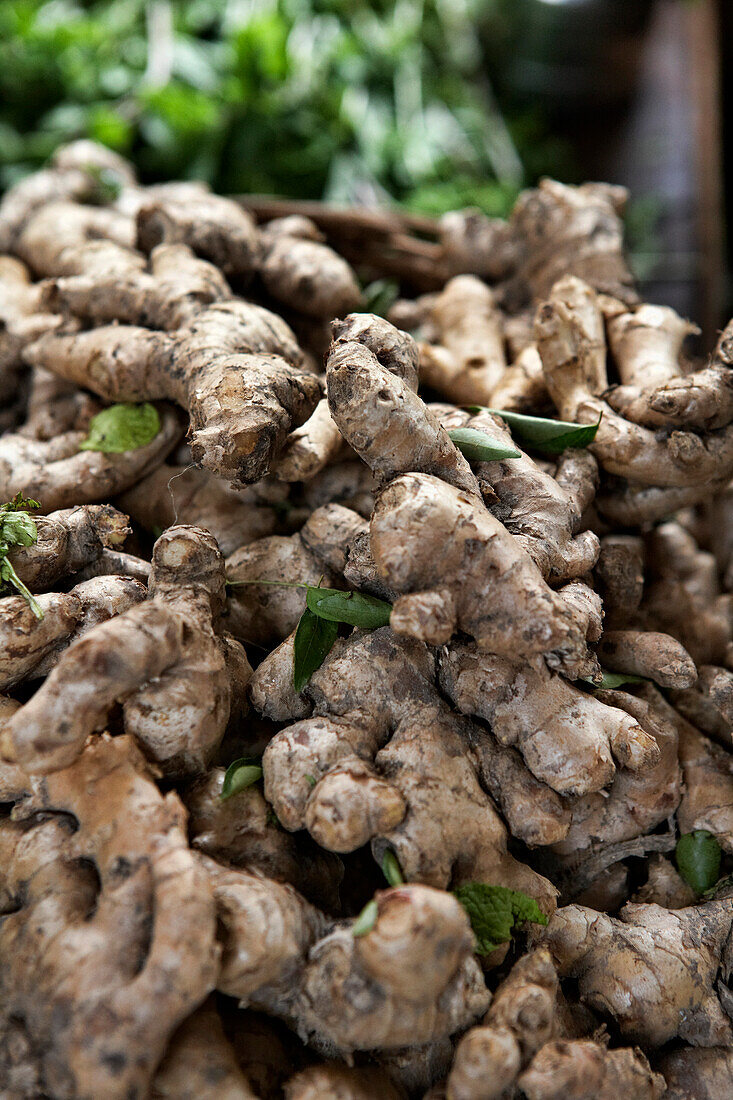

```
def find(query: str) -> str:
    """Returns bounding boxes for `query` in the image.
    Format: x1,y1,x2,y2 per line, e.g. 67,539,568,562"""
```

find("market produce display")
2,142,733,1099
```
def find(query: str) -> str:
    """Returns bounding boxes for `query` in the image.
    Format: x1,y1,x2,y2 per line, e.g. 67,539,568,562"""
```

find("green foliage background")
0,0,569,215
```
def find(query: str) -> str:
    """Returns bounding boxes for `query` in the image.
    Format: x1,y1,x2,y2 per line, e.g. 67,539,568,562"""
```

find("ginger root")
2,525,250,775
542,897,733,1046
0,734,218,1099
8,146,733,1091
259,627,556,912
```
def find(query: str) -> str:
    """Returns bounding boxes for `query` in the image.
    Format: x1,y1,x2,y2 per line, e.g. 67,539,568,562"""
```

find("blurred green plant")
0,0,570,215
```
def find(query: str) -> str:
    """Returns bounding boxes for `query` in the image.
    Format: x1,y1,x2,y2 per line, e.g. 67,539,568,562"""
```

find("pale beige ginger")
283,1063,406,1100
274,310,424,484
536,275,733,493
595,629,697,691
0,575,145,691
542,897,733,1047
390,286,547,413
676,707,733,852
204,857,489,1054
509,179,637,305
438,207,520,283
24,298,322,486
136,187,361,320
548,687,680,858
7,503,130,590
325,315,599,667
418,275,507,405
117,462,285,557
488,344,550,414
47,240,233,330
0,256,63,427
623,521,733,669
597,479,726,527
625,685,733,853
0,139,136,254
438,641,659,800
0,402,183,512
259,627,556,912
136,182,262,279
17,366,98,441
0,588,80,691
446,948,564,1100
301,458,376,518
517,1040,665,1100
631,854,695,910
594,534,644,622
465,707,572,848
71,546,152,584
434,404,600,583
184,768,343,911
259,214,362,319
15,199,138,280
612,316,733,433
326,313,479,496
672,665,733,747
226,503,367,648
2,525,251,777
372,472,600,675
0,734,219,1100
31,575,148,679
656,1046,733,1100
388,291,439,340
272,397,347,482
152,1002,259,1100
602,297,700,426
249,631,314,723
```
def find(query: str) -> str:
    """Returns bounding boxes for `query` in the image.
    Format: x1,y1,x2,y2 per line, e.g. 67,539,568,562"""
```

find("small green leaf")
306,587,392,629
352,898,379,937
305,773,317,788
293,607,339,693
448,427,520,463
79,403,160,454
1,494,40,513
0,511,37,548
466,408,602,455
85,163,124,204
581,670,647,690
0,496,43,618
362,278,399,317
220,758,263,801
381,849,404,886
453,882,548,956
676,830,722,894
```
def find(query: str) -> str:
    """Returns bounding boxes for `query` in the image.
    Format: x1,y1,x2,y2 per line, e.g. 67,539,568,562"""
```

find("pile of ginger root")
3,142,733,1100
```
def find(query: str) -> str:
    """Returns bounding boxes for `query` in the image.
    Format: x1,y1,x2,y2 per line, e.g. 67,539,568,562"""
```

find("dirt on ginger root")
2,141,733,1099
